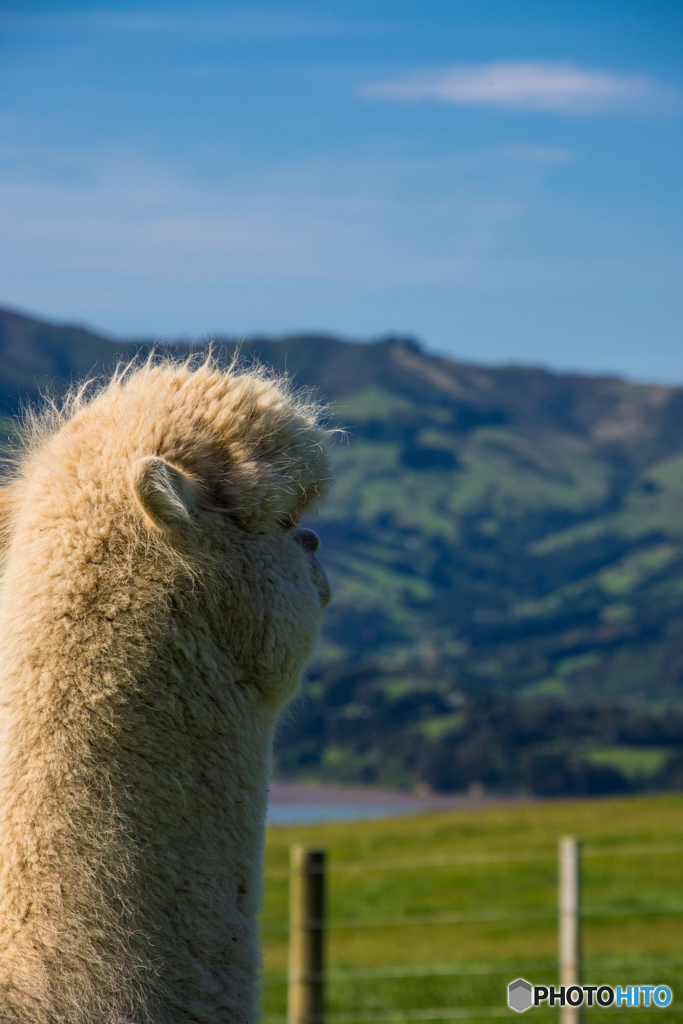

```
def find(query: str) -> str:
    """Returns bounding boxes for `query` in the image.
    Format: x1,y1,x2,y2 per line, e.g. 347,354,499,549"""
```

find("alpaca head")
0,355,332,715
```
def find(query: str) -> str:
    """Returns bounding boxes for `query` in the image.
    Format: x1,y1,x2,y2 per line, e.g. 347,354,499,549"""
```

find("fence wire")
263,953,683,986
263,836,683,1021
263,841,683,879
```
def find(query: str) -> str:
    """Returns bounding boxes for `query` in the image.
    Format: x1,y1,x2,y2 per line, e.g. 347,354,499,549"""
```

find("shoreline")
267,778,530,824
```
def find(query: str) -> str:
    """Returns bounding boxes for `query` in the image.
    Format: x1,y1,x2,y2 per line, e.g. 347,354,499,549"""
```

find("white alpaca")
0,357,330,1023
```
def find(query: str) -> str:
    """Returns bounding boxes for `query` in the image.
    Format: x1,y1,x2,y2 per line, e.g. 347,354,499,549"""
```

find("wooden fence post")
558,835,581,1024
288,845,326,1024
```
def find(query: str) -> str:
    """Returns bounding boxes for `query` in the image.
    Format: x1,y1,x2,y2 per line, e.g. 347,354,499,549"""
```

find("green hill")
2,306,683,794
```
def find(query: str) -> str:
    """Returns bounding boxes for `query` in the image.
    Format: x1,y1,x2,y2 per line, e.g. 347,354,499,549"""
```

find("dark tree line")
274,664,683,795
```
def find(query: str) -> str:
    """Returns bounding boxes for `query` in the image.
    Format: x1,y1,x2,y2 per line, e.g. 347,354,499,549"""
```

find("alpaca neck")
0,604,277,1022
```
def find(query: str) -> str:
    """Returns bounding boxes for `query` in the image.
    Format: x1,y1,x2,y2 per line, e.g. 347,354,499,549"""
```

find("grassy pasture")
261,794,683,1021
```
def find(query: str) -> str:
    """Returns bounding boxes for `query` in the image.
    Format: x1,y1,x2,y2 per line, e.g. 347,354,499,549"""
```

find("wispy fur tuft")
8,349,330,527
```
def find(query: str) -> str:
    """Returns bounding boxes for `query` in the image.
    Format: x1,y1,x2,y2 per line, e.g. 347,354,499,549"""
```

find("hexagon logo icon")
508,978,533,1013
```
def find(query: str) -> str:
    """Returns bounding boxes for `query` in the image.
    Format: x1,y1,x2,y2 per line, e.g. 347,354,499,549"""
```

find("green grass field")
261,794,683,1021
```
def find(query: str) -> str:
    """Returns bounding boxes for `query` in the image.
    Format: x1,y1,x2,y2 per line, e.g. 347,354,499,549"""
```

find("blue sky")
1,0,682,381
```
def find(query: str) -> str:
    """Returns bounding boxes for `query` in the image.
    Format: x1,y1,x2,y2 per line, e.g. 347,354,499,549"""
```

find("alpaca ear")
133,456,199,531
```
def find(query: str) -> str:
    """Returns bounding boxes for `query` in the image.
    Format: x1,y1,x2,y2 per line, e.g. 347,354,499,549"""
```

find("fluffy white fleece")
0,356,331,1023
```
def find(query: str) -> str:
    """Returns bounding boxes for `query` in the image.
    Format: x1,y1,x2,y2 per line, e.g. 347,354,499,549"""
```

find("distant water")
267,801,415,825
266,780,515,825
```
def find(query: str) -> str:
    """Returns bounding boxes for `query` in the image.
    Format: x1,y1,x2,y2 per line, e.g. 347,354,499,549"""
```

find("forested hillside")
3,306,683,794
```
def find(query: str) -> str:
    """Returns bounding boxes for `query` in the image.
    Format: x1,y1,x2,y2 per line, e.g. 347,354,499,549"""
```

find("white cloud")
2,147,677,344
0,150,538,334
364,61,664,114
0,151,527,289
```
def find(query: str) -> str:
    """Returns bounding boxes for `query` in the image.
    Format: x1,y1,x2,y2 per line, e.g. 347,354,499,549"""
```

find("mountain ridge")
2,305,683,795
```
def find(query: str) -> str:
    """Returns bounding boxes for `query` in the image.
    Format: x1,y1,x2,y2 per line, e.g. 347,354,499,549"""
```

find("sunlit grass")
261,794,683,1021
